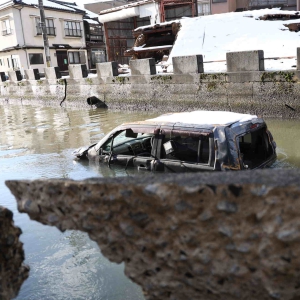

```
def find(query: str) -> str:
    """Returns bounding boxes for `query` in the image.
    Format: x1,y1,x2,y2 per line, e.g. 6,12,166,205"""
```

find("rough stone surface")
68,64,83,79
0,206,29,300
172,55,204,74
1,70,300,117
5,169,300,300
44,67,58,79
227,50,265,72
96,62,118,77
130,58,156,75
24,69,35,80
8,71,17,82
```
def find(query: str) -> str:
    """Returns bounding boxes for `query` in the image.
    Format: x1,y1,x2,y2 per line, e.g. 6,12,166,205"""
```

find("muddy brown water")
0,104,298,300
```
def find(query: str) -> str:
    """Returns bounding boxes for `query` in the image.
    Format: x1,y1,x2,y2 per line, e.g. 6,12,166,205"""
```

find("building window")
7,58,10,68
29,53,44,65
2,19,11,35
90,27,102,34
35,17,56,36
198,2,211,15
12,56,20,69
91,49,105,67
65,21,82,37
68,51,80,64
212,0,226,3
0,59,2,66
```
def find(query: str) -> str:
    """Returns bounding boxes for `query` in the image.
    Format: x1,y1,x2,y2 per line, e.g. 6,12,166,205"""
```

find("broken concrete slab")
0,206,29,300
5,169,300,300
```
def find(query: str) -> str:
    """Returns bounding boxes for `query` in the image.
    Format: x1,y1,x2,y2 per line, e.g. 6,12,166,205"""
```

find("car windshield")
102,129,153,153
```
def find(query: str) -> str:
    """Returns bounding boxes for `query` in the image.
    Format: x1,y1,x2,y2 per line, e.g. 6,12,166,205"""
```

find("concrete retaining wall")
1,50,300,118
5,169,300,300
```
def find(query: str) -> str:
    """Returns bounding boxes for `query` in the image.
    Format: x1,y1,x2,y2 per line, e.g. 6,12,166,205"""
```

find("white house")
0,0,102,75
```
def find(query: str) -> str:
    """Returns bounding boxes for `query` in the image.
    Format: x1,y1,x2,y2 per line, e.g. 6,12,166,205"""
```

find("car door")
159,134,215,172
99,129,156,170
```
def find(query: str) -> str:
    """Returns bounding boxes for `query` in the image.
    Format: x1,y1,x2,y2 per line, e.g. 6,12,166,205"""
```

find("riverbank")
1,70,300,118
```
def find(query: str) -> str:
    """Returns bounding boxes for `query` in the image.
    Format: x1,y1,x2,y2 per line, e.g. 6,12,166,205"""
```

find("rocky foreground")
5,169,300,300
0,206,29,300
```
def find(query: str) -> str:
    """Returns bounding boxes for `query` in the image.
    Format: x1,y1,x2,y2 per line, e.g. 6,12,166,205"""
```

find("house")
56,1,106,69
211,0,298,14
0,0,105,76
85,0,197,64
87,0,298,64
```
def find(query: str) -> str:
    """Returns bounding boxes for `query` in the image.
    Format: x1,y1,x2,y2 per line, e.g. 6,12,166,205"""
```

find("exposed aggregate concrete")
0,206,29,300
5,169,300,300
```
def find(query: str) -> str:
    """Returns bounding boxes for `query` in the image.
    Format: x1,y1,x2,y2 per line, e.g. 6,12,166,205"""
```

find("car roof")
145,111,258,126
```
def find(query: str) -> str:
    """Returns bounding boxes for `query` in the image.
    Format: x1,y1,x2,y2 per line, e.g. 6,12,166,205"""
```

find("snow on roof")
22,0,100,21
99,0,154,15
21,0,76,11
146,111,258,126
166,8,300,72
85,18,99,24
132,45,173,51
134,20,180,31
63,2,100,19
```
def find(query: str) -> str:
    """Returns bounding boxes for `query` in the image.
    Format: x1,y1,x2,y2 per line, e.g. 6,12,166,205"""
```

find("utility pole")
38,0,51,67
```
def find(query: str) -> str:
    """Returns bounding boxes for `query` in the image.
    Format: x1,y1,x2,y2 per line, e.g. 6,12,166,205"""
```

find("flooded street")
0,104,299,300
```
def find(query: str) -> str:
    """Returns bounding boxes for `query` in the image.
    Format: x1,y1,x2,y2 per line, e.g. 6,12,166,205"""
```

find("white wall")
0,7,18,50
24,6,85,49
139,3,160,25
0,4,86,73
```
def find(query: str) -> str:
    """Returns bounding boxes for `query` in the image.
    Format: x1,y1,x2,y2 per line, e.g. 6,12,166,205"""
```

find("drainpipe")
17,6,30,70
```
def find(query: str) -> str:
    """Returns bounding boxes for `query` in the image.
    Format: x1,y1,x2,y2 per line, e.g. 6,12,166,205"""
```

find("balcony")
36,26,56,36
86,34,104,42
249,0,292,7
65,28,82,37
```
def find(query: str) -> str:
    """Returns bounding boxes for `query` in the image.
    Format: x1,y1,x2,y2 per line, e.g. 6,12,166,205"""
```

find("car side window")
162,135,210,163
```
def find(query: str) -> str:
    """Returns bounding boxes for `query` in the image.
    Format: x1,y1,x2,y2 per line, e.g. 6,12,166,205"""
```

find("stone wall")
1,50,300,118
1,71,300,118
5,169,300,300
0,206,29,300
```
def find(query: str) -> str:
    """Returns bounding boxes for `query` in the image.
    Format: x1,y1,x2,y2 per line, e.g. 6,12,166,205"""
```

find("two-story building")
0,0,105,75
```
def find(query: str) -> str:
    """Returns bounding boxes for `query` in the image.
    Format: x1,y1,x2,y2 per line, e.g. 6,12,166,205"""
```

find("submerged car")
74,111,277,172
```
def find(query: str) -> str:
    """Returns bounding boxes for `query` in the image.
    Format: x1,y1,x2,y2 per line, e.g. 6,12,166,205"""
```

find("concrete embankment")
1,50,300,118
6,169,300,300
1,71,300,118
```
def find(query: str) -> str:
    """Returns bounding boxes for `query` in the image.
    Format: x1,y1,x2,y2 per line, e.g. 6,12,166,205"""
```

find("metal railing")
249,0,288,6
36,26,56,36
86,34,103,41
65,28,82,37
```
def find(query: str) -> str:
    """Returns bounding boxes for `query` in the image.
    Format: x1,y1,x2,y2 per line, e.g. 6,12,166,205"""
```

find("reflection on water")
0,104,158,300
266,118,300,169
0,104,299,300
